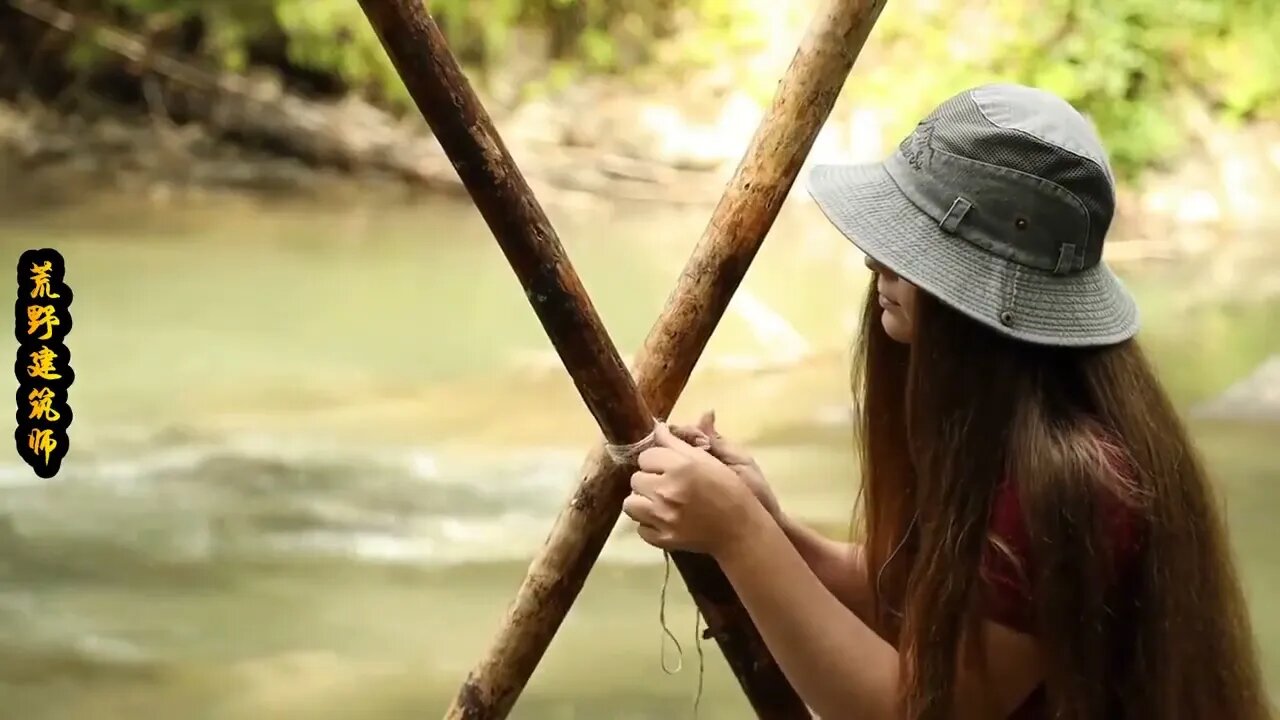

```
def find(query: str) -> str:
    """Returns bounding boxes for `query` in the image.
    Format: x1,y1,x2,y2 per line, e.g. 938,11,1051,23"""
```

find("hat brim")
805,162,1139,347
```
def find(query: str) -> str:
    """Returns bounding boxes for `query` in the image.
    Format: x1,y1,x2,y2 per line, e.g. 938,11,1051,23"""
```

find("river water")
0,189,1276,719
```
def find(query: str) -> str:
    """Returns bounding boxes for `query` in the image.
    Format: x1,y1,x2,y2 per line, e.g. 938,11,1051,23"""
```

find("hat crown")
889,84,1116,275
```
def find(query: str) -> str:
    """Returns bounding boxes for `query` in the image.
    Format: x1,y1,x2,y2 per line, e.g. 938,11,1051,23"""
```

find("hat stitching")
939,197,972,234
927,145,1091,217
802,157,1139,347
896,146,1094,269
951,114,1110,262
1005,263,1020,325
1052,243,1077,275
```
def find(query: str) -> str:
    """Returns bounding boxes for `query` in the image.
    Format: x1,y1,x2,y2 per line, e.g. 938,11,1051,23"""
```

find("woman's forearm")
718,506,901,720
778,513,876,622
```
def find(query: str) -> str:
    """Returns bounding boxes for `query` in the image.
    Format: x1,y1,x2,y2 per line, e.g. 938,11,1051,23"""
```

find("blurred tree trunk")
538,1,586,60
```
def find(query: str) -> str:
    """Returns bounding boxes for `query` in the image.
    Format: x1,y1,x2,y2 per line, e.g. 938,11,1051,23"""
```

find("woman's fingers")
622,492,660,526
637,445,682,472
696,409,717,437
652,422,698,456
630,470,662,497
624,489,677,550
707,436,753,466
688,410,754,466
668,424,711,449
635,522,672,550
665,419,755,469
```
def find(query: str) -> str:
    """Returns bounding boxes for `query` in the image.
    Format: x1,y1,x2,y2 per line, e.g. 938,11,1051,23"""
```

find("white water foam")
0,433,623,569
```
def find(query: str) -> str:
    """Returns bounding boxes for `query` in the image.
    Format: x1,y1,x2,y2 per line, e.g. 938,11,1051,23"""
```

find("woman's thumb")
697,409,718,436
654,421,695,453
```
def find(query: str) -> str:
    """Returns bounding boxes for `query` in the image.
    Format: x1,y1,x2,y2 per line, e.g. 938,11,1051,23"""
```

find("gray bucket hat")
807,83,1138,347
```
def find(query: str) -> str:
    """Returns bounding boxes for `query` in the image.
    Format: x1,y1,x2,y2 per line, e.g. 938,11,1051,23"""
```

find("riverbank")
4,63,1280,252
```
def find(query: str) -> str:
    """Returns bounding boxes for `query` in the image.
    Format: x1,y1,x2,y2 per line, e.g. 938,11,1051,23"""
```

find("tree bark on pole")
355,0,887,717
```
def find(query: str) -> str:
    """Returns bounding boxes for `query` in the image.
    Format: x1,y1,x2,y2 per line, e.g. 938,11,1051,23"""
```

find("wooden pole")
355,0,886,717
354,1,797,715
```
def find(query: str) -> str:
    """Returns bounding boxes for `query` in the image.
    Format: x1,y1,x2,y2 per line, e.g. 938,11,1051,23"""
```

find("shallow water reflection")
0,192,1276,718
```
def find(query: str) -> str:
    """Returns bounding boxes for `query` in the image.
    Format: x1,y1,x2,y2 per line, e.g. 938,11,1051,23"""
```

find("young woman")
621,84,1270,719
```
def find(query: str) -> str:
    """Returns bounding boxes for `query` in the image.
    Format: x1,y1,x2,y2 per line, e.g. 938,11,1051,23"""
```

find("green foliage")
66,0,1280,177
96,0,412,104
862,0,1280,177
271,0,411,105
88,0,765,105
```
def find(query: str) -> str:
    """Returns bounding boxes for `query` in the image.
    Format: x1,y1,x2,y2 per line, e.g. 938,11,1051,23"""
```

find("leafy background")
33,0,1280,177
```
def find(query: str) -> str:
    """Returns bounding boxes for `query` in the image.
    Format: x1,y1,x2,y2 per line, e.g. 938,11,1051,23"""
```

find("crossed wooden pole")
355,0,886,716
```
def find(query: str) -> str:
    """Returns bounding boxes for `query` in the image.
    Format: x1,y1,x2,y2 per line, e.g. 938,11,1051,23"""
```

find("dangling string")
605,422,707,716
693,607,705,718
658,550,684,674
659,550,707,718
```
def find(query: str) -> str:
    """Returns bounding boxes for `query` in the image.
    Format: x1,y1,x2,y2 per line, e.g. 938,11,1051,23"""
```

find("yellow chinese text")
27,387,60,423
27,428,57,465
26,305,60,341
28,261,61,300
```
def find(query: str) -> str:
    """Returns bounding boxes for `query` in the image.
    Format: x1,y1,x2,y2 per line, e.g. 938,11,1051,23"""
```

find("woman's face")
866,256,917,344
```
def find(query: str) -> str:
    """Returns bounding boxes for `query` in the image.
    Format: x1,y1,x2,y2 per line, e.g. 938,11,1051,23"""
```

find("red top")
978,465,1142,718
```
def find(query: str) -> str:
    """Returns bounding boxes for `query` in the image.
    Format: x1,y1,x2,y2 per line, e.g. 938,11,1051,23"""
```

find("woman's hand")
669,410,783,521
622,422,767,558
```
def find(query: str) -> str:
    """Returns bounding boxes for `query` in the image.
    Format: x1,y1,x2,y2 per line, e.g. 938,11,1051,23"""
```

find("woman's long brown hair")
851,276,1270,719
